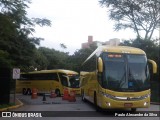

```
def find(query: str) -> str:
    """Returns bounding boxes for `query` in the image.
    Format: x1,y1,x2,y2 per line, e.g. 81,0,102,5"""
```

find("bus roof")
22,69,78,75
100,46,145,55
82,46,146,65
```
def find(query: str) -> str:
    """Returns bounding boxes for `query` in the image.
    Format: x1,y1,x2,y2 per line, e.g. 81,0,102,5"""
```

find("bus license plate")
124,103,133,107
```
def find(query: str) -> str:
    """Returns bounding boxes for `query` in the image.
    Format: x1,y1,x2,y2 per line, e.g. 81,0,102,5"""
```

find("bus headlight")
100,91,115,99
144,102,149,106
106,102,111,107
140,94,150,99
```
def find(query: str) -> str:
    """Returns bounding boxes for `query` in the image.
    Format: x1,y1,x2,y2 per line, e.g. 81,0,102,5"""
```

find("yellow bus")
16,69,80,96
80,46,157,111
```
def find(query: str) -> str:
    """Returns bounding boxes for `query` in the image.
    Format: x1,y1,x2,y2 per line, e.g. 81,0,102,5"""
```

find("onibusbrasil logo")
2,112,42,117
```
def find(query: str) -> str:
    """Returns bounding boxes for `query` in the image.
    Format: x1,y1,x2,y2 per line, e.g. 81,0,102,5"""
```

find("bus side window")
51,73,59,81
20,74,29,80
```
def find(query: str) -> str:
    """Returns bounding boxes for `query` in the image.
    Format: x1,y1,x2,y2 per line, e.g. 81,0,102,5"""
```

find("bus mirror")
148,59,157,74
98,57,103,72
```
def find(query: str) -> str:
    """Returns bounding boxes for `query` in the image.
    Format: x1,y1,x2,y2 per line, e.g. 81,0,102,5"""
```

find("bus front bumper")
99,97,150,109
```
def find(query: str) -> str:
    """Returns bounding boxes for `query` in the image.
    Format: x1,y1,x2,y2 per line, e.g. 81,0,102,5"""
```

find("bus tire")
131,108,136,112
94,92,101,112
55,89,61,97
81,89,86,102
22,88,27,95
27,88,32,95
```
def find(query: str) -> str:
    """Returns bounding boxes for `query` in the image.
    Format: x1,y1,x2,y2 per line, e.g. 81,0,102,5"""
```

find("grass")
0,103,15,109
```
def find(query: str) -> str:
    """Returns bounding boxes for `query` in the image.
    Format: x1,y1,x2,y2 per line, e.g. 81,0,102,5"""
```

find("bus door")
88,72,97,102
97,69,104,105
82,73,90,99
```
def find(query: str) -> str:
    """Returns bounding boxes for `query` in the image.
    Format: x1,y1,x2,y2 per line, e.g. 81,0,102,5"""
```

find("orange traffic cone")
68,90,76,102
62,88,70,100
50,90,57,98
31,88,38,99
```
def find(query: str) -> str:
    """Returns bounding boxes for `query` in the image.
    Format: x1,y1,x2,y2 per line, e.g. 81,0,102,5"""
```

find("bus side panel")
81,72,97,103
16,80,31,93
88,72,97,103
16,80,62,94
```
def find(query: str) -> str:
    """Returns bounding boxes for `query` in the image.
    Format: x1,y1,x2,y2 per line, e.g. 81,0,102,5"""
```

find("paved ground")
15,94,160,111
0,94,159,120
17,94,83,105
13,94,95,111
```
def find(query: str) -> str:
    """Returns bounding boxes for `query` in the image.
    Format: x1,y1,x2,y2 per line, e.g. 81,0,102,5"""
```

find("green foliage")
60,43,67,49
120,38,159,62
0,103,15,109
100,0,160,40
33,49,49,70
32,18,51,27
0,50,13,68
37,47,69,70
0,0,51,70
68,43,97,72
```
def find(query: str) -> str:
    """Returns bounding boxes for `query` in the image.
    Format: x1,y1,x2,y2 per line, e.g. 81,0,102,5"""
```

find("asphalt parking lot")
0,94,159,120
13,94,95,111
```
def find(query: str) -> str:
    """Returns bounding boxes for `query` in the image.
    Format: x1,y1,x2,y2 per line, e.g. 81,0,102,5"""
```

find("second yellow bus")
16,69,80,96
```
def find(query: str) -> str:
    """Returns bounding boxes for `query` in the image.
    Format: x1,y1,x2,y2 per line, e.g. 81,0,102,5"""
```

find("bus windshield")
103,53,150,92
60,74,80,88
68,75,79,88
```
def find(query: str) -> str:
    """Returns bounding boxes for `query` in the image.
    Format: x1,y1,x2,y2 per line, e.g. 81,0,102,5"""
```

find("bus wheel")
22,88,27,95
55,89,61,97
81,90,86,102
27,88,32,95
94,92,101,112
131,108,136,112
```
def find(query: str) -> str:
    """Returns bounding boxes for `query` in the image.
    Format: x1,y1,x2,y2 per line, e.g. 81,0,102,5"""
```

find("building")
81,36,120,49
103,38,120,46
81,36,94,49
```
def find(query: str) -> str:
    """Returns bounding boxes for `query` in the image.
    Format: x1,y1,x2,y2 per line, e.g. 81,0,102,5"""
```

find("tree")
100,0,160,40
69,43,97,72
120,38,159,64
60,43,67,49
0,0,51,70
31,49,49,71
38,47,69,70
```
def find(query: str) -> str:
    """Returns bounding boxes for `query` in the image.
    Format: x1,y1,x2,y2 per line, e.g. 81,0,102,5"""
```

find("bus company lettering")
28,113,42,117
11,112,42,117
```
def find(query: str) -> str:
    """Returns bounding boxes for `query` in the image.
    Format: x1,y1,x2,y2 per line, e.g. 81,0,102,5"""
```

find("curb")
0,99,23,111
151,102,160,105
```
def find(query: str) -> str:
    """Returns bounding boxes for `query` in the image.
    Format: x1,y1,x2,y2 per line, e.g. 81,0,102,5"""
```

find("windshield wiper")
118,72,126,89
128,69,141,90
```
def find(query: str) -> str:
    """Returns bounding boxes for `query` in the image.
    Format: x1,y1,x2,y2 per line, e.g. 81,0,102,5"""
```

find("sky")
27,0,159,54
